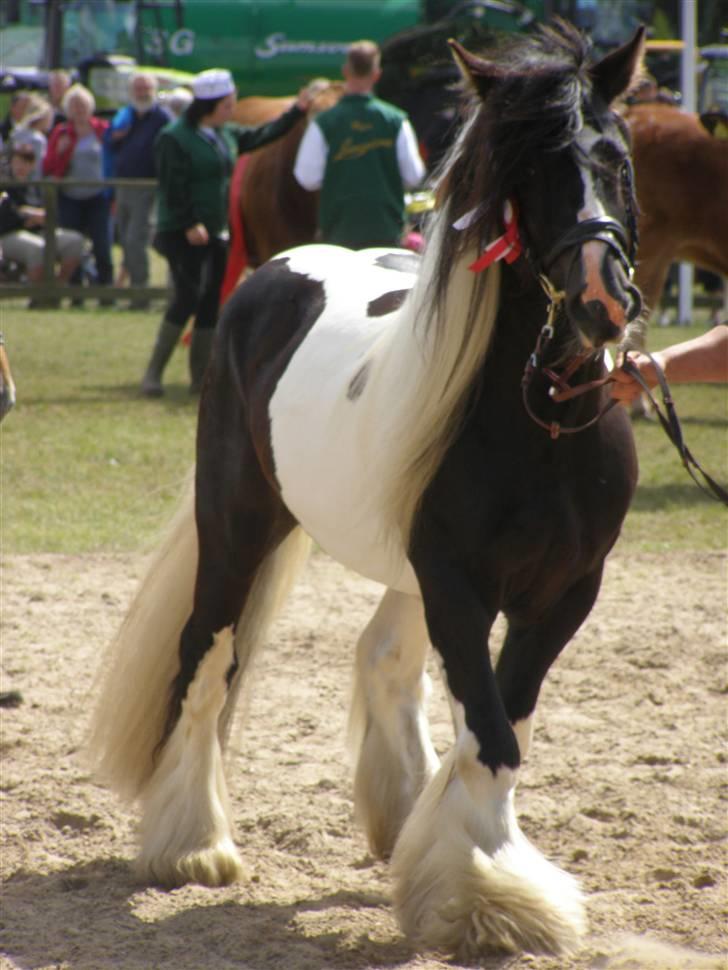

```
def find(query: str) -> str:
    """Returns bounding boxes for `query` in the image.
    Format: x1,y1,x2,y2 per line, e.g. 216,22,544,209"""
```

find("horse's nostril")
582,299,611,327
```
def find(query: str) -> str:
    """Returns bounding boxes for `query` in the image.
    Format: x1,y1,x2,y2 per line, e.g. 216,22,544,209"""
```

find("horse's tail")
88,475,199,802
88,474,312,804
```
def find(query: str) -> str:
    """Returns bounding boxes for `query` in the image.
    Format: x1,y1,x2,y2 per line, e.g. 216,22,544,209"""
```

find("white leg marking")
349,590,439,858
136,628,245,888
512,714,535,761
391,727,586,957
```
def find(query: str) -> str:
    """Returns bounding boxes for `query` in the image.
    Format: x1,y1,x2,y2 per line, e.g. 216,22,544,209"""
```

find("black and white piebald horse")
90,22,645,957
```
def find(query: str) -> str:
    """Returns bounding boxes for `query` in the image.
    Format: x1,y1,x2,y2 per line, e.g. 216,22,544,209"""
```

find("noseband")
540,216,634,276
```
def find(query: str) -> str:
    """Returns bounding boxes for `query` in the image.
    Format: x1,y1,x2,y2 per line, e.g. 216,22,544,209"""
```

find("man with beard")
107,72,171,308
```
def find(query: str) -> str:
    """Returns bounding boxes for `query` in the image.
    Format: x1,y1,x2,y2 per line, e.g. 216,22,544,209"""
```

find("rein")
621,352,728,506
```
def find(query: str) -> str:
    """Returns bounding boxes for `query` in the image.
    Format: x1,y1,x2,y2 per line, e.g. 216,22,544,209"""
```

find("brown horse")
625,101,728,319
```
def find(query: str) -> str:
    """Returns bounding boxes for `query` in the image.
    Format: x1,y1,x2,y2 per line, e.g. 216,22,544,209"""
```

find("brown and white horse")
90,23,645,959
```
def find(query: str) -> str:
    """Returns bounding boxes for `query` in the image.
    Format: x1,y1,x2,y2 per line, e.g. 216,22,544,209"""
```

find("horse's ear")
590,26,647,105
448,39,503,100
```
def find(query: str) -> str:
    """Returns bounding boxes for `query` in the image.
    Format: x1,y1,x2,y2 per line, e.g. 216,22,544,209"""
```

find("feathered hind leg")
136,525,310,888
348,589,439,859
89,400,310,887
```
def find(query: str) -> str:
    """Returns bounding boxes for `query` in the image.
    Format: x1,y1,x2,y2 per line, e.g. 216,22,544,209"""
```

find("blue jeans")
58,191,113,285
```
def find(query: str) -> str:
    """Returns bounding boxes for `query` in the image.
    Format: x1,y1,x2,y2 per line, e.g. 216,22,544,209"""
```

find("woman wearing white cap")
142,68,311,396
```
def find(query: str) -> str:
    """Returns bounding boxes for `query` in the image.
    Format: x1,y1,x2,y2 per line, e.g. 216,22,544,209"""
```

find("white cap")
192,68,235,100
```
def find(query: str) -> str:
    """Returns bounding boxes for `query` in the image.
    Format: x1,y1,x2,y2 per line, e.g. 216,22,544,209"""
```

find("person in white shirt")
294,40,425,249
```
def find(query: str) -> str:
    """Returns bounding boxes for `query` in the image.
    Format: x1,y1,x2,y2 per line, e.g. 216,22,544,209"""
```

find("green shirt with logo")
315,93,408,248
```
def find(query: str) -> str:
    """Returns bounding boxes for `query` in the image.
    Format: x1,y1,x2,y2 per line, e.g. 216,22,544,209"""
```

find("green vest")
155,116,238,236
315,93,407,248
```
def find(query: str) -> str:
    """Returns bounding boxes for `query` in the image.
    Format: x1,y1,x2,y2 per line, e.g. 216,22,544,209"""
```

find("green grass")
1,300,197,553
0,301,726,556
621,323,728,552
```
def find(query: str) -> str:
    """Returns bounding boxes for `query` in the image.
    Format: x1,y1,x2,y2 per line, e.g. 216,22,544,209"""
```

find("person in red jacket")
44,83,113,303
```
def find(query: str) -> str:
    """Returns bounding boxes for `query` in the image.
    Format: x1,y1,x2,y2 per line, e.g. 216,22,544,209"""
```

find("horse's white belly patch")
268,246,420,595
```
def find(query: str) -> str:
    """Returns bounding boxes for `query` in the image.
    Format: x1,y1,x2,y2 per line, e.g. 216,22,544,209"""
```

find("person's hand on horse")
296,85,315,112
186,223,209,246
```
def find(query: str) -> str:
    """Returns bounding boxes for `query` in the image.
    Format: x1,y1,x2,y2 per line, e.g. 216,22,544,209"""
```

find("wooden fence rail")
0,177,169,303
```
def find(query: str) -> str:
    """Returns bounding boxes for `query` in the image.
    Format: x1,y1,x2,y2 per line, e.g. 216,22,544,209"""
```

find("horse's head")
446,22,646,350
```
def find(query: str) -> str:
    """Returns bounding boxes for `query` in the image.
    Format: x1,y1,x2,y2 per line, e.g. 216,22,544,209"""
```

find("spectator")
47,69,71,128
10,93,54,180
611,325,728,404
293,39,425,249
107,72,171,309
141,68,311,397
0,91,31,145
0,92,31,175
44,83,113,304
0,145,85,307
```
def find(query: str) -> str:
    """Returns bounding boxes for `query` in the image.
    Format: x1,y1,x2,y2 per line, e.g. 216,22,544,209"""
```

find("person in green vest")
141,68,311,397
293,40,425,250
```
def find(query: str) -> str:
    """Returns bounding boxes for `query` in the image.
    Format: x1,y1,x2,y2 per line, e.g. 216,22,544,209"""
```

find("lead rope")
621,352,728,506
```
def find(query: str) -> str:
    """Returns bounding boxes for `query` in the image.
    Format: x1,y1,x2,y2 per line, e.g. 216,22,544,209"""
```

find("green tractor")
1,0,543,115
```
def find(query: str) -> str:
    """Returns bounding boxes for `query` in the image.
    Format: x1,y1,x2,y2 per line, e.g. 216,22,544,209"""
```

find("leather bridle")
520,161,639,439
521,274,620,440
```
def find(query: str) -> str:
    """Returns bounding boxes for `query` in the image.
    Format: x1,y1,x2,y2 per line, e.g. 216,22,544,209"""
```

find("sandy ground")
1,548,726,970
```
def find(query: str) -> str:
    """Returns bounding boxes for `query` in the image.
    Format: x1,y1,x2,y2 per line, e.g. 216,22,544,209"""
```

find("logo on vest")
333,136,394,162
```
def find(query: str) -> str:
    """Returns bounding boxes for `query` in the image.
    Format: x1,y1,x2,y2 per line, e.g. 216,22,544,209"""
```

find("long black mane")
432,21,594,308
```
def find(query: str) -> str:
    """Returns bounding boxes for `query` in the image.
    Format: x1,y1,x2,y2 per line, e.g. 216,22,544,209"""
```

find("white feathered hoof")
390,751,586,958
135,627,246,889
136,834,245,889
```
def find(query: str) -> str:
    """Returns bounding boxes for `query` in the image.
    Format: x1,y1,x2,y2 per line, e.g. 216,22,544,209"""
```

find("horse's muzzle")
567,246,643,346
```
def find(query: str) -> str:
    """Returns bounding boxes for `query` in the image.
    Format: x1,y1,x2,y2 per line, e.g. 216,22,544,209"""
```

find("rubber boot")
189,328,215,395
141,320,181,397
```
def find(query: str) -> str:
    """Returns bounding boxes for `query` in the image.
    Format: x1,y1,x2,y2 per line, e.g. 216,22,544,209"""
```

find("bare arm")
611,325,728,403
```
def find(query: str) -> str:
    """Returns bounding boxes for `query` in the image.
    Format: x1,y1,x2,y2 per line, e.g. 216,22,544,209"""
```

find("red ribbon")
468,200,523,273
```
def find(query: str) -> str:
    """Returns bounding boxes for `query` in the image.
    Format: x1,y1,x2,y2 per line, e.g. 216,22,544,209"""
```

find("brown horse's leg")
136,382,310,889
165,416,297,745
